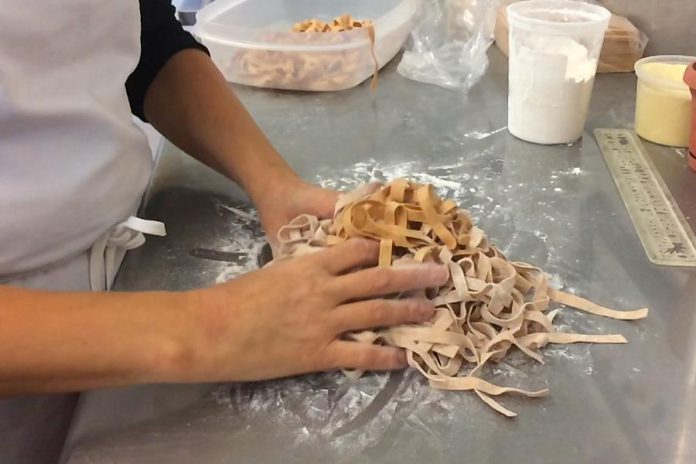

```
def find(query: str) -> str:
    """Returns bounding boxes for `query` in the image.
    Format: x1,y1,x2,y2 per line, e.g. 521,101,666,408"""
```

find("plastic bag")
397,0,499,91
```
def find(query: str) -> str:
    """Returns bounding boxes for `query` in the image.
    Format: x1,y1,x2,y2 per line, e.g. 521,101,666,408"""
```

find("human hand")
254,177,339,245
179,239,448,382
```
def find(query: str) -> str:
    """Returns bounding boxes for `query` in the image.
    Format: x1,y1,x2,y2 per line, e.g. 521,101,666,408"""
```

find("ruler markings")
594,128,696,267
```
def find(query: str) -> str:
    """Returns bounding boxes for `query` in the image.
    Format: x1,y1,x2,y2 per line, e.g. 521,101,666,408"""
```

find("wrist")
249,169,303,210
150,286,246,384
145,290,208,383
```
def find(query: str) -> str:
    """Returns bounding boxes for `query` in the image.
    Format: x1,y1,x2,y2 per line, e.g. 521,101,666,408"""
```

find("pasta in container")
195,0,417,91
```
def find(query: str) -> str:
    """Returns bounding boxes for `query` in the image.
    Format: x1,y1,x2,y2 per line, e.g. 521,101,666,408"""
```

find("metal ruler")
595,128,696,267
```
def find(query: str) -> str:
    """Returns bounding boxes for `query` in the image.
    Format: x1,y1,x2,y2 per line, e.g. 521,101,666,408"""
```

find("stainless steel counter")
62,50,696,464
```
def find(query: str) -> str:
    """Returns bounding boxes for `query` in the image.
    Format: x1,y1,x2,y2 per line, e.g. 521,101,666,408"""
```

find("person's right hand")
174,239,448,383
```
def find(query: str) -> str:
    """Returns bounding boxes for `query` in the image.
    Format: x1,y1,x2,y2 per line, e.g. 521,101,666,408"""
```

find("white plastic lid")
195,0,416,51
635,55,696,93
507,0,610,35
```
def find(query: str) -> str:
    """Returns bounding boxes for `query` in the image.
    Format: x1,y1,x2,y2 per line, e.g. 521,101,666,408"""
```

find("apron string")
89,216,166,291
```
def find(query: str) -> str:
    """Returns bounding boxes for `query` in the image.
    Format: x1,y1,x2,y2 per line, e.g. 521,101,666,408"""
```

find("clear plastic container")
174,0,213,25
507,0,610,144
196,0,417,91
634,55,695,147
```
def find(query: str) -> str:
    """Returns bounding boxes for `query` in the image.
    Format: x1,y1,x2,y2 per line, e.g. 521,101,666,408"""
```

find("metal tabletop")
62,50,696,464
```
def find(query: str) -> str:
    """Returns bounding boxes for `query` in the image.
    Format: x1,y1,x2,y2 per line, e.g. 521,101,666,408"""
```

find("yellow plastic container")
634,55,695,147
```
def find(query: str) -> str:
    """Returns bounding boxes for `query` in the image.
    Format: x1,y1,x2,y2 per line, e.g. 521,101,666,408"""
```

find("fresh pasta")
275,179,648,417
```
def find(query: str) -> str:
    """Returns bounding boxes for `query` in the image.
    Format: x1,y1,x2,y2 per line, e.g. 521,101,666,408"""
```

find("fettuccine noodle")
275,180,648,417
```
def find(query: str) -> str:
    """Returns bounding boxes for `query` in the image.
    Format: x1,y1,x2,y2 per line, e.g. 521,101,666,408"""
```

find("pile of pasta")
231,15,378,91
292,15,373,33
275,179,648,417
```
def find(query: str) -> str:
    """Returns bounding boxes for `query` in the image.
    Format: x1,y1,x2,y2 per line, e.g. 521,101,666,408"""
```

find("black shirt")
126,0,209,121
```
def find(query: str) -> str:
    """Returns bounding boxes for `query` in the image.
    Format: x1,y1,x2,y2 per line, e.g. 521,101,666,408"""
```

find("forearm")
0,286,196,395
143,49,301,209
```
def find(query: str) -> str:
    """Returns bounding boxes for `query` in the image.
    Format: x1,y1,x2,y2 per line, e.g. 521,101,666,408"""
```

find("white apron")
0,1,165,462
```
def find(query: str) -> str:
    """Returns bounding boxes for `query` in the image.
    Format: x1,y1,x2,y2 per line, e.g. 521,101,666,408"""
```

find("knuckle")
351,237,369,251
310,250,336,273
310,348,334,372
385,349,402,368
356,349,376,369
347,239,375,261
364,239,380,254
368,302,391,325
306,273,324,292
369,268,393,293
410,299,434,320
404,300,422,320
303,266,329,290
377,348,404,370
318,345,340,370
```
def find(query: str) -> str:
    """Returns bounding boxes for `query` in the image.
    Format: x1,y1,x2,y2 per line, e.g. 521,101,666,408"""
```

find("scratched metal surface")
62,50,696,464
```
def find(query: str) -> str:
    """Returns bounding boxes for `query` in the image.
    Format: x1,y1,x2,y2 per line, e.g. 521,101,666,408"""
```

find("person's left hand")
255,178,339,245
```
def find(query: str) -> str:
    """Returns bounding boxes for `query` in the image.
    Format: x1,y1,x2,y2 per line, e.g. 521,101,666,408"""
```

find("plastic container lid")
196,0,415,51
507,0,610,35
635,55,696,94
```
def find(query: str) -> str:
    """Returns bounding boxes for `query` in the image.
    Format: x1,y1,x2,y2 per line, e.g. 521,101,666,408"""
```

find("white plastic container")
634,55,695,147
196,0,417,91
507,0,610,144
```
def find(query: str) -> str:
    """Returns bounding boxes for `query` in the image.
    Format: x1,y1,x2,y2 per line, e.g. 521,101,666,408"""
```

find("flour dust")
209,201,266,284
204,153,613,458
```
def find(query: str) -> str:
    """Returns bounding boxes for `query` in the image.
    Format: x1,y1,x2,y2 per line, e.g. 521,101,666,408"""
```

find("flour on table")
209,201,266,284
208,154,630,443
